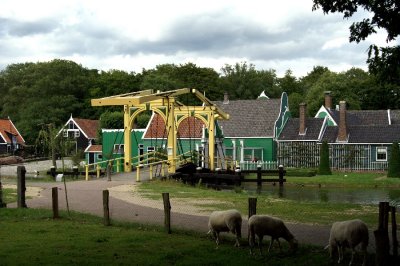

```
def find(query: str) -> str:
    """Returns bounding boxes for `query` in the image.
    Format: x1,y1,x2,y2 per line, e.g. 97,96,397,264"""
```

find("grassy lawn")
0,208,333,266
136,171,400,227
1,187,17,204
285,171,400,188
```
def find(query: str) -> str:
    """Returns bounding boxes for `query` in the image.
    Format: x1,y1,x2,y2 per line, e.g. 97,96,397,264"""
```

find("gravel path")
4,167,387,251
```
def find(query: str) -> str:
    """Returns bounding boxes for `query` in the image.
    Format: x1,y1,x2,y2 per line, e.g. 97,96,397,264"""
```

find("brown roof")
144,114,204,139
73,118,99,139
214,98,281,137
85,144,102,153
0,119,25,144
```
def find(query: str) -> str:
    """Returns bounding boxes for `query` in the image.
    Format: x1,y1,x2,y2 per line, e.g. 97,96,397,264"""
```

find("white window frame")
114,144,124,154
74,130,80,138
63,130,68,137
376,147,387,161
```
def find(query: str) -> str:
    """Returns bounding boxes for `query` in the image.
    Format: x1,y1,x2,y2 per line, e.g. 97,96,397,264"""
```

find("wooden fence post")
52,187,59,219
103,190,111,226
375,201,390,266
391,206,398,259
162,192,171,234
248,197,257,219
256,166,262,189
17,166,27,208
0,179,6,208
278,165,284,187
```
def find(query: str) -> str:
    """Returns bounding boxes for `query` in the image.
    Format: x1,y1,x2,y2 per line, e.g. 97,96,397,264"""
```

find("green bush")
318,141,331,175
388,142,400,178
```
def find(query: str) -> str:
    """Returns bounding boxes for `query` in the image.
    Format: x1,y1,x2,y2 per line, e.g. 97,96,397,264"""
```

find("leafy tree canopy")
312,0,400,91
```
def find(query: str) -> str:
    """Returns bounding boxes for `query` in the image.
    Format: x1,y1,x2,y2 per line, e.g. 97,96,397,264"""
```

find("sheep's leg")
215,232,220,246
258,235,264,256
276,239,282,252
337,245,343,264
361,242,368,266
349,248,355,266
249,231,255,255
234,233,240,247
268,238,274,253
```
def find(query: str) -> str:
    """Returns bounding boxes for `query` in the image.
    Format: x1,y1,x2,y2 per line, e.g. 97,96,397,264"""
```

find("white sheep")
326,219,369,266
208,209,242,247
248,215,298,255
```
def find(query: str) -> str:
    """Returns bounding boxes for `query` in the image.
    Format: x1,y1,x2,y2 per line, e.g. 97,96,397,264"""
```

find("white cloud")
0,0,393,77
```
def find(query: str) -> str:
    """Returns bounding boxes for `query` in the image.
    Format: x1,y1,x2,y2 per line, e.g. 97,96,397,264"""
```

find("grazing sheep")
248,215,298,255
208,209,242,247
326,219,369,266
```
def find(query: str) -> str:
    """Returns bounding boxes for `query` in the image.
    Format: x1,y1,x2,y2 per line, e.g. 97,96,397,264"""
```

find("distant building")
0,118,25,155
59,115,99,154
277,92,400,171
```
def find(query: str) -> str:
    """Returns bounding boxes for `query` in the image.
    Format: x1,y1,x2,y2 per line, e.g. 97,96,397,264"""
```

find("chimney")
299,103,306,135
223,92,229,104
337,101,348,142
324,91,332,110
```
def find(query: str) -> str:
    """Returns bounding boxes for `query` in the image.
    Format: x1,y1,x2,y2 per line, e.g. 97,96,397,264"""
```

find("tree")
318,141,331,175
388,142,400,178
278,70,302,95
312,0,400,107
219,62,279,100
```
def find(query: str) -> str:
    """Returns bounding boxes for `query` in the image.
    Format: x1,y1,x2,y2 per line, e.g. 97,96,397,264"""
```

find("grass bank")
138,179,381,227
0,208,332,266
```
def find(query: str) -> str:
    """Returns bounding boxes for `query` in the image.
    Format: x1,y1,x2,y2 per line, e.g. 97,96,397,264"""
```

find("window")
114,144,124,154
97,154,103,160
63,130,68,137
376,147,387,161
74,131,80,138
147,146,155,152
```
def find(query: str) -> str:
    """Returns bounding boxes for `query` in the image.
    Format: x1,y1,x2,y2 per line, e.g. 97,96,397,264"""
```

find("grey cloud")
0,17,57,37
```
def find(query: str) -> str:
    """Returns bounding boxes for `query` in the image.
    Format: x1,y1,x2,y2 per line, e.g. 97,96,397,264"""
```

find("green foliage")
305,69,368,115
219,62,280,100
388,142,400,178
318,141,331,175
288,93,304,118
71,149,85,166
100,111,124,129
135,112,151,129
312,0,400,108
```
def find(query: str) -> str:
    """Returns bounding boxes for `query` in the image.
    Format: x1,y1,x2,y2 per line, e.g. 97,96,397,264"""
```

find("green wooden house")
277,92,400,171
100,91,290,170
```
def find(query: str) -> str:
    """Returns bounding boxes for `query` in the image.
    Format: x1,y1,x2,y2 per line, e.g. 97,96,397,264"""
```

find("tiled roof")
74,118,99,139
214,98,281,137
0,119,25,144
348,125,400,143
144,114,204,139
278,118,324,141
85,144,102,153
328,109,389,126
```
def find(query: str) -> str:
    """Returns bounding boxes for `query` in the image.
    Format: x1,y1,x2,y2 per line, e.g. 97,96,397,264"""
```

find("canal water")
244,184,400,207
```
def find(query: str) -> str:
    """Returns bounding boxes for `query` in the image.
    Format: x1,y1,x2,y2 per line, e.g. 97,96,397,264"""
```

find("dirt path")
4,171,381,250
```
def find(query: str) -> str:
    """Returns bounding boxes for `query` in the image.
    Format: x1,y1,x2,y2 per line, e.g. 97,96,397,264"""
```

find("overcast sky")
0,0,396,77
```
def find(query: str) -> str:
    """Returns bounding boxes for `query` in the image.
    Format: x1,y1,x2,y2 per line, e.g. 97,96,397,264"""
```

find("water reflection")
244,184,400,206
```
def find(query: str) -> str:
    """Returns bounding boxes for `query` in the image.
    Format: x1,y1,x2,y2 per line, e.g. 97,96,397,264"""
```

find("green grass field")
0,208,335,266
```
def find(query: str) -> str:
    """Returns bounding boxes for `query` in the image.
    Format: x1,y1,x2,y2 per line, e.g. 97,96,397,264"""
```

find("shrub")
388,142,400,178
318,141,331,175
